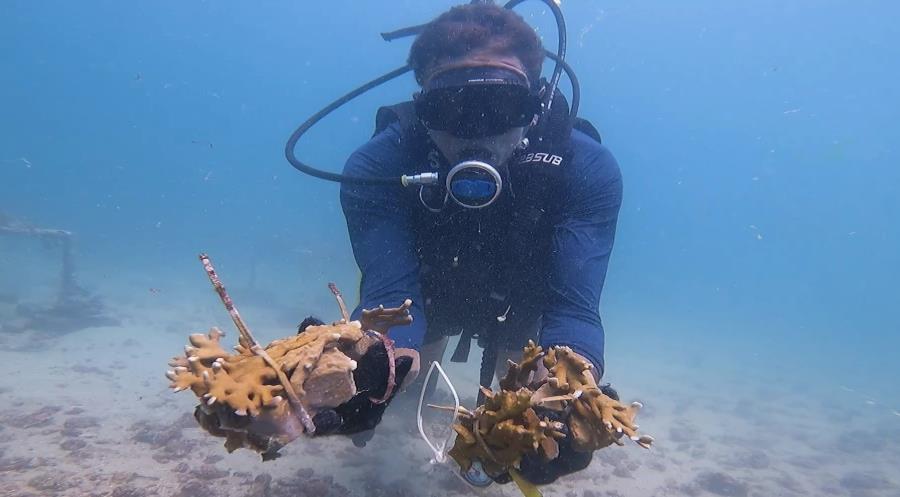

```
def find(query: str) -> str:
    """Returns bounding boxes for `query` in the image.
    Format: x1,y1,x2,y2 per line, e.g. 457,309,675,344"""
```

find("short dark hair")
409,3,544,87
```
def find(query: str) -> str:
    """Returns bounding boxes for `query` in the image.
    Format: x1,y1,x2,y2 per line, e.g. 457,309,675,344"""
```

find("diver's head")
409,3,545,167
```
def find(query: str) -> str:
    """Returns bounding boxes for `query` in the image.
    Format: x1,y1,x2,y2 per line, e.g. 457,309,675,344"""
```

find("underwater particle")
892,410,900,417
0,157,32,168
748,225,763,240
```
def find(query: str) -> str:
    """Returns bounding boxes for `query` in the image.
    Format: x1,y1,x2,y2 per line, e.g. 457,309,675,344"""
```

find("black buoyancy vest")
371,93,603,384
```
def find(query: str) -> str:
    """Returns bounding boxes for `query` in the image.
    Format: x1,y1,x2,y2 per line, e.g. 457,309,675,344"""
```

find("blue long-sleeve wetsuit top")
340,120,622,376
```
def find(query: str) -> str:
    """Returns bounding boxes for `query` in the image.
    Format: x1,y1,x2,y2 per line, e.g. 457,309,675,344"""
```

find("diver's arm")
339,125,427,350
539,142,623,378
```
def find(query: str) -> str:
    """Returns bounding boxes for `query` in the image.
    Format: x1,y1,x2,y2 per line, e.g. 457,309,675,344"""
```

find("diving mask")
415,66,541,139
414,67,541,210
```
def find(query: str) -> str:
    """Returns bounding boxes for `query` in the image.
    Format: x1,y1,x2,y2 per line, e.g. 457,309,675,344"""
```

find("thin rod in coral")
198,253,316,434
328,282,351,322
199,253,258,348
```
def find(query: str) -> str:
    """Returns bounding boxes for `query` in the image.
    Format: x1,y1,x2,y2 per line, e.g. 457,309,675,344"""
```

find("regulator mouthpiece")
446,158,503,209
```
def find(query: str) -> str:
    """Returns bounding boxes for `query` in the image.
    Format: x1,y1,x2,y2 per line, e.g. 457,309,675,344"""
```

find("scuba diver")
286,0,623,487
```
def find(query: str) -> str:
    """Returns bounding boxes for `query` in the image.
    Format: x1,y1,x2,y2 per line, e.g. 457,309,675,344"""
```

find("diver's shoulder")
567,129,621,181
344,122,406,176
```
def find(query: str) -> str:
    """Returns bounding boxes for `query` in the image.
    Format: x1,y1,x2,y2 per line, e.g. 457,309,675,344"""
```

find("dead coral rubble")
444,341,653,478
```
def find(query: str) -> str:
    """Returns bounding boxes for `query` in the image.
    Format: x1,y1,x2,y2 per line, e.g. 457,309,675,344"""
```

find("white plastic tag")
416,361,460,464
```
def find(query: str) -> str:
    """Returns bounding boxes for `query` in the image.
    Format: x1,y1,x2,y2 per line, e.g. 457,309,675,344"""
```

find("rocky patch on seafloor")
130,413,199,463
835,428,895,455
87,472,163,497
26,470,82,494
211,467,354,497
836,471,896,495
675,471,750,497
722,448,770,470
0,454,39,473
349,467,467,497
592,449,642,480
3,405,61,429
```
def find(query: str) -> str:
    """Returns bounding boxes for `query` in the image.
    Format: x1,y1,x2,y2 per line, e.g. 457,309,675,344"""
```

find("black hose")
284,65,412,185
544,49,580,120
503,0,567,115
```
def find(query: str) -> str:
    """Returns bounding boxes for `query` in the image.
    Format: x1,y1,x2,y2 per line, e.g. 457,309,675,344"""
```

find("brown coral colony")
166,254,412,459
445,341,653,476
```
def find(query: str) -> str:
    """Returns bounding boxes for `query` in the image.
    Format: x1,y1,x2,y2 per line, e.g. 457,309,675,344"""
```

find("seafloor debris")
167,254,416,460
442,341,653,479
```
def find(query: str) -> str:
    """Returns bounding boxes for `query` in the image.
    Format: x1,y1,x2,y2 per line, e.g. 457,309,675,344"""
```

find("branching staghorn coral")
166,254,414,459
442,341,653,477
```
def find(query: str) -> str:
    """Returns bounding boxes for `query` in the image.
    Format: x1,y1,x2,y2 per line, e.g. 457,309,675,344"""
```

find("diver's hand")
310,341,417,446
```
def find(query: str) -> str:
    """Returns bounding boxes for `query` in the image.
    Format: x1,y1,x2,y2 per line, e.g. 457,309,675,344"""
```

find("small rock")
176,481,211,497
64,416,100,430
247,473,272,497
173,462,190,473
60,427,82,438
0,457,34,472
728,449,770,470
612,464,632,479
191,464,229,480
693,471,749,497
295,468,315,478
27,472,77,492
839,471,892,492
60,438,88,451
71,364,105,375
111,485,153,497
8,406,60,429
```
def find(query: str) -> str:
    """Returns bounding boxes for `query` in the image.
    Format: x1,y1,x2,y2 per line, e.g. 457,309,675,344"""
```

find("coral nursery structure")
0,212,117,335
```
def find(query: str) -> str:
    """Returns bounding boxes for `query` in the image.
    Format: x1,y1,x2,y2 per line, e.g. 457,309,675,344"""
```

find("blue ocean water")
1,1,898,496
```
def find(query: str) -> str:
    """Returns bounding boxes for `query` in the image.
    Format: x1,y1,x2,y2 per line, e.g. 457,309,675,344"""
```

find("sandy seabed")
0,293,898,497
